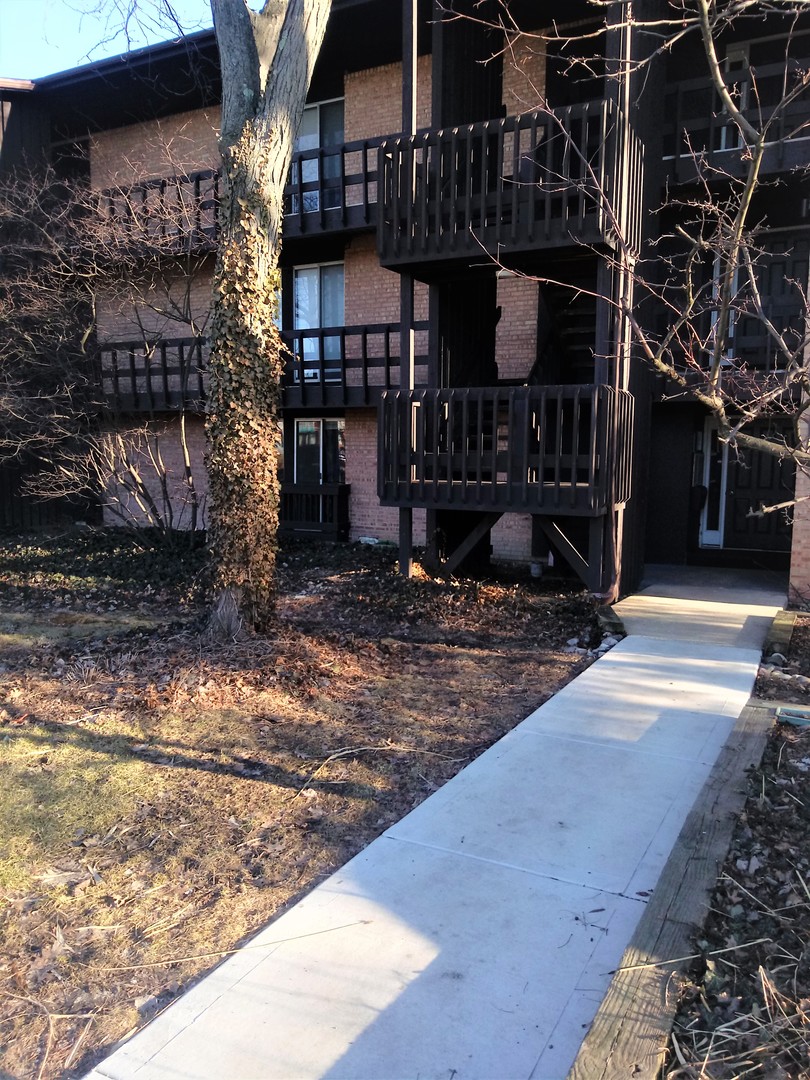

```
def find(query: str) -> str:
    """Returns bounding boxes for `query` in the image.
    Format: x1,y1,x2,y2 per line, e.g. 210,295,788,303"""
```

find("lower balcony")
279,482,351,541
378,385,634,515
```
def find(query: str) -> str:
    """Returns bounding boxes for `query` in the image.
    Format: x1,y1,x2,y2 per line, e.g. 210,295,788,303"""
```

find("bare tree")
204,0,331,636
452,0,810,475
0,158,212,534
3,0,331,631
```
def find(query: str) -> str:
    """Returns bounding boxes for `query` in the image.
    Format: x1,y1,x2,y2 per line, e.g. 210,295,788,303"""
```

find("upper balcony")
282,322,428,408
96,102,628,259
97,138,384,251
98,170,219,254
282,137,383,238
663,54,810,183
377,101,622,271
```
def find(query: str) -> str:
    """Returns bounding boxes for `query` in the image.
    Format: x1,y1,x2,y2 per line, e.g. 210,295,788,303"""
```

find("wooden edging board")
567,698,775,1080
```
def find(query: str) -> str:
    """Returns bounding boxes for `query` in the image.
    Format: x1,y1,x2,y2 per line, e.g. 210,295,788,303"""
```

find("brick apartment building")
1,0,809,597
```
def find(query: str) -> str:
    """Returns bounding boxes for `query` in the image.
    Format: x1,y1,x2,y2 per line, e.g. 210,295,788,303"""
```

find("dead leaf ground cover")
0,530,597,1080
665,616,810,1078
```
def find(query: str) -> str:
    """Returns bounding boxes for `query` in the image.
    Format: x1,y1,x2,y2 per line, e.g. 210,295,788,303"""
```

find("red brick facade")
89,48,556,566
91,108,221,190
102,416,209,529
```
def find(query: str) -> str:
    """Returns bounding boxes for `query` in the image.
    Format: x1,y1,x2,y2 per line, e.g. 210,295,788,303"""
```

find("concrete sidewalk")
86,568,785,1080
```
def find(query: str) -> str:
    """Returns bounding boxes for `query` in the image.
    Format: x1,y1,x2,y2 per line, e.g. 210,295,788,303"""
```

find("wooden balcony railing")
97,136,385,249
663,55,810,180
283,137,385,237
281,322,428,407
99,337,208,413
378,101,621,266
99,323,429,412
279,483,351,541
378,384,634,515
98,169,220,252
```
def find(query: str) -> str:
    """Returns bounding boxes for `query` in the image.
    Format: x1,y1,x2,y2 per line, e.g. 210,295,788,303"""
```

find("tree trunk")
205,0,330,636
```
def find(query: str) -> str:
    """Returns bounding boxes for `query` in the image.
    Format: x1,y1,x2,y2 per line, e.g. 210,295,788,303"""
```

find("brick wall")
496,273,538,381
343,234,429,387
97,263,215,340
102,416,208,529
344,409,426,545
502,35,547,114
344,37,545,140
90,108,221,190
344,55,432,142
490,514,532,562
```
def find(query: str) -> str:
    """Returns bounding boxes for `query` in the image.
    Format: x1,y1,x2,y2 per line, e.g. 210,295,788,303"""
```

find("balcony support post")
398,274,416,577
425,282,442,572
396,0,418,580
594,260,614,387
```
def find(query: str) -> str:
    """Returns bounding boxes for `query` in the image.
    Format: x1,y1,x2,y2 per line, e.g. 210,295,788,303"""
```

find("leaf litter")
665,614,810,1079
0,534,598,1079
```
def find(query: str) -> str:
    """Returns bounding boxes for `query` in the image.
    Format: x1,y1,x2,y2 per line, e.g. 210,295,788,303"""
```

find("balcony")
99,337,208,413
663,56,810,181
98,170,219,253
282,137,384,238
99,324,429,413
281,322,428,408
279,483,351,540
378,102,622,269
98,137,385,250
378,384,634,515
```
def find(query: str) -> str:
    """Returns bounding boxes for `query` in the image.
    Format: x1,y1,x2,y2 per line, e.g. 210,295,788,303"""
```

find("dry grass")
0,533,596,1079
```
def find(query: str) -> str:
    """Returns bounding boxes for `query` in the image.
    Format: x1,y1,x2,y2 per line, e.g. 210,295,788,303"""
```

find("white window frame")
293,97,345,214
292,261,345,384
292,417,346,486
699,419,729,548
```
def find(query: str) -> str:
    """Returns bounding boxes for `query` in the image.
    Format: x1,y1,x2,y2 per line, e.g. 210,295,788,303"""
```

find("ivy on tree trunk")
206,0,331,636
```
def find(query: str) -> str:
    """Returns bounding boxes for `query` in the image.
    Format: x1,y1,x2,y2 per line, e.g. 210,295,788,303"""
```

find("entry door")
699,419,793,552
724,436,794,553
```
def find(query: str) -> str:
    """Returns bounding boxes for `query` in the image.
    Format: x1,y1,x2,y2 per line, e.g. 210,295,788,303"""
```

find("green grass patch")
0,720,152,893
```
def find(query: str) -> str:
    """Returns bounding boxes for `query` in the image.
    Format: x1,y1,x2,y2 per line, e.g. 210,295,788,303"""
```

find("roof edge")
0,77,36,92
32,27,216,90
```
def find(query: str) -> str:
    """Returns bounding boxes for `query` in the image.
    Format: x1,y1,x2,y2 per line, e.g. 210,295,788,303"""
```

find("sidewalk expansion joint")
383,834,649,904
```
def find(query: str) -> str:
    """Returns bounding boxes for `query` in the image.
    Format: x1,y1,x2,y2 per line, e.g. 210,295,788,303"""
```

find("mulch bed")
664,616,810,1078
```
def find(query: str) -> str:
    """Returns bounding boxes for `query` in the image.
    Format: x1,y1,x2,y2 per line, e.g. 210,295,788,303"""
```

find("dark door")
724,435,794,552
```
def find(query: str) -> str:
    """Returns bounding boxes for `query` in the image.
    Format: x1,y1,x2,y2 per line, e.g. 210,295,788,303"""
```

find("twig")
0,991,54,1080
64,1016,94,1070
285,743,464,802
609,937,771,975
91,918,372,972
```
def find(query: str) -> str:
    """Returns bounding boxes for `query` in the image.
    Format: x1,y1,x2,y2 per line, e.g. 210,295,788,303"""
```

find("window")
293,263,344,382
293,99,345,213
294,419,346,486
718,47,749,151
709,253,740,363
